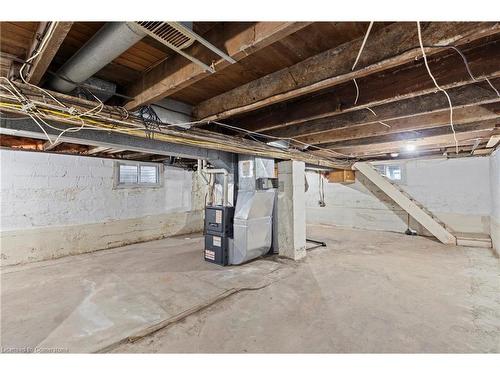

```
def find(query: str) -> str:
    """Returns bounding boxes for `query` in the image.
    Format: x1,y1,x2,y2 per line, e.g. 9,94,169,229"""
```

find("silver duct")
230,156,276,265
49,22,146,93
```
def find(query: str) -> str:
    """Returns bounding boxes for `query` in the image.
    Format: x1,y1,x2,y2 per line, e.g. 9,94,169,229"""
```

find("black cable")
138,105,163,139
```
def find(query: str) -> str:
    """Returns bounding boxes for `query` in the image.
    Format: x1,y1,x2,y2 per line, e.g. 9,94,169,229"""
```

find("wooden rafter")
124,22,311,110
193,22,500,121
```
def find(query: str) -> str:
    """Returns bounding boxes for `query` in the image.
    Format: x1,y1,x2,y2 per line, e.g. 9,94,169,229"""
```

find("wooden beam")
473,148,494,155
42,140,61,150
25,22,73,85
269,78,500,142
319,127,496,158
0,55,13,78
86,146,111,155
486,135,500,148
292,102,500,145
233,38,500,132
320,120,497,149
194,22,499,121
124,22,311,110
121,152,150,159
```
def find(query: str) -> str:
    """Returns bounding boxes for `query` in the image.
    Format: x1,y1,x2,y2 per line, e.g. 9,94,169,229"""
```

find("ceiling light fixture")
405,143,417,152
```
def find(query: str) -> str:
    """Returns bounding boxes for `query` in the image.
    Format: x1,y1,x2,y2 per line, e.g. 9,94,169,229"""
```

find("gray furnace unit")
203,155,277,266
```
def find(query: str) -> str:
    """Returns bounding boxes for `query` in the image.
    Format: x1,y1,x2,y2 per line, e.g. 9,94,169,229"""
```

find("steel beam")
0,118,231,162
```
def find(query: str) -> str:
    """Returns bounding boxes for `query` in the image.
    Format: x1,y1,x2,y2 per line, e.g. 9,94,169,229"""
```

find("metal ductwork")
230,156,277,265
49,22,147,93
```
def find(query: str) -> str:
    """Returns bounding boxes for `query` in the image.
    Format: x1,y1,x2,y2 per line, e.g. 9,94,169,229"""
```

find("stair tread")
355,162,459,244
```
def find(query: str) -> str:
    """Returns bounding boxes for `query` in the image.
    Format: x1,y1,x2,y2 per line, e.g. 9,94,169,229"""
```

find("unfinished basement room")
1,4,500,366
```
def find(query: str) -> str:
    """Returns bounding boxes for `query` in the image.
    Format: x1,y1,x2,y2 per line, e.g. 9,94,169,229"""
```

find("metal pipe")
49,22,146,93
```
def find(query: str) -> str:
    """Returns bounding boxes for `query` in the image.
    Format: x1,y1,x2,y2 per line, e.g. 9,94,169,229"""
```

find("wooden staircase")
353,162,492,248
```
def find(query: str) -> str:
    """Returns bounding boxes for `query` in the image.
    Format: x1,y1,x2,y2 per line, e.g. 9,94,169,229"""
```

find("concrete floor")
2,225,499,353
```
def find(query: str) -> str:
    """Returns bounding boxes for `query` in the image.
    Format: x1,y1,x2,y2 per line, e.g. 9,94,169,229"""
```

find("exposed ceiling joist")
86,146,111,155
124,22,311,110
233,38,500,132
318,127,496,158
193,22,499,121
486,135,500,148
25,22,73,85
320,119,497,149
269,78,500,143
293,104,499,145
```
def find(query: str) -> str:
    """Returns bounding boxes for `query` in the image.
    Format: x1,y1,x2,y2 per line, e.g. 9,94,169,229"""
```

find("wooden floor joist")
267,78,500,141
124,22,311,110
292,104,499,145
194,22,500,121
322,119,497,149
319,128,496,158
25,22,73,85
231,37,500,132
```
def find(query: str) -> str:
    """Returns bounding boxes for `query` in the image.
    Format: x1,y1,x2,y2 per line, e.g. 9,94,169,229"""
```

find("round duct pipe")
49,22,146,93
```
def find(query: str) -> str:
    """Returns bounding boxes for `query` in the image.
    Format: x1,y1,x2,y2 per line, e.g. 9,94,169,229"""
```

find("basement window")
115,161,162,188
373,163,404,182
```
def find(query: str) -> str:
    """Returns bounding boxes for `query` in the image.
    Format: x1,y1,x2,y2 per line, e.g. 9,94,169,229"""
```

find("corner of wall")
489,148,500,256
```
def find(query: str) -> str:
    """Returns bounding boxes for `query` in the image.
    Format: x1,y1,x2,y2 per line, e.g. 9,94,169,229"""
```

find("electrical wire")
351,21,374,105
349,22,390,130
417,21,458,154
19,23,69,110
15,22,106,130
423,44,500,98
0,80,352,166
211,120,354,162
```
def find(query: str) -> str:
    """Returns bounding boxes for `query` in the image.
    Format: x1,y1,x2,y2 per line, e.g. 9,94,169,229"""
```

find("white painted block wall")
0,149,206,265
490,149,500,254
306,157,492,236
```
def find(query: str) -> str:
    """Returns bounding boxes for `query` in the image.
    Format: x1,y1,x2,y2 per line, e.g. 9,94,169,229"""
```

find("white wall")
0,149,206,265
490,149,500,254
306,157,492,236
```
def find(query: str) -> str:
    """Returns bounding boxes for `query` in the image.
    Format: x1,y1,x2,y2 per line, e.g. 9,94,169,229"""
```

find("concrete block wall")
0,149,206,265
490,149,500,255
306,156,492,237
